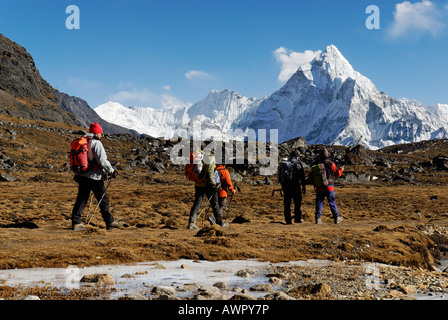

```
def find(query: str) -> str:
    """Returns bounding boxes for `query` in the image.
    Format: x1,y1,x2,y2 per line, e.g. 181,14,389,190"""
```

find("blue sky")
1,0,448,109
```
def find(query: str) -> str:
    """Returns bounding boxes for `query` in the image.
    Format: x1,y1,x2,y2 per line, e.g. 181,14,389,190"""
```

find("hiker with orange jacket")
216,164,235,222
310,146,344,225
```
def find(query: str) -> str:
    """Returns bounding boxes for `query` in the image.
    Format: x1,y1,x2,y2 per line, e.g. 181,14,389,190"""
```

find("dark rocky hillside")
56,90,136,135
0,33,133,134
0,34,77,124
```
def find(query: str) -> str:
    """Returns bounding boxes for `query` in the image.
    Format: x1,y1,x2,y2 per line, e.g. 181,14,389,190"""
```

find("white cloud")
185,70,213,81
163,85,171,91
110,84,187,109
388,0,445,39
110,87,158,105
274,47,321,82
161,94,190,109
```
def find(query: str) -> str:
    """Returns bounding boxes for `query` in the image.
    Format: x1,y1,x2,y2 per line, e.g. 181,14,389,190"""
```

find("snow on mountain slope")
95,45,448,149
235,45,448,149
95,89,263,140
95,101,187,138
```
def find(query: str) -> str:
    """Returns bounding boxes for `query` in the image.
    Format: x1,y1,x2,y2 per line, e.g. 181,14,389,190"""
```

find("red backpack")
185,151,206,183
70,137,89,173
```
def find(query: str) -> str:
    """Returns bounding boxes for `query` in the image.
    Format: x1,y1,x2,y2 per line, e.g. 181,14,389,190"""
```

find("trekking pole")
197,194,213,226
87,178,113,226
225,182,238,224
85,192,94,224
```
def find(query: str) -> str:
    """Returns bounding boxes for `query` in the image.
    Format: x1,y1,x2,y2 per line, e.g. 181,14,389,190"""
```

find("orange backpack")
70,137,90,173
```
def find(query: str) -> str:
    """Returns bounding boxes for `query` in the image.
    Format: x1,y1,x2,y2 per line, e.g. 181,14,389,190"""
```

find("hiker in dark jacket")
310,146,344,225
279,150,306,224
71,122,119,231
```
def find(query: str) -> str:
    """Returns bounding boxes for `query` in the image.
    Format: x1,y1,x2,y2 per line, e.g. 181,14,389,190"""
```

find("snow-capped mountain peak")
95,45,448,150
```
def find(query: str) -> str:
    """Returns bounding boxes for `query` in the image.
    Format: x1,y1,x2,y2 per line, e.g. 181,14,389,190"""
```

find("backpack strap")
86,137,103,170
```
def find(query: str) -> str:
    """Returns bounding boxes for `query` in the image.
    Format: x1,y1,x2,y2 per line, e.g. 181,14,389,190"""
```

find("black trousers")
189,185,221,225
71,176,114,226
283,187,303,223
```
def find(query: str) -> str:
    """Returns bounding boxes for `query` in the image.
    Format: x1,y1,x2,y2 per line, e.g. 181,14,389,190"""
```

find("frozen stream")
0,259,447,300
0,259,325,299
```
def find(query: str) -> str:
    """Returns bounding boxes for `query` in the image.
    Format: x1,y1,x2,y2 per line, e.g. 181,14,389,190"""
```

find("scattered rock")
213,281,230,290
152,285,176,296
250,283,273,291
288,282,331,298
0,173,17,182
269,277,282,286
80,273,115,285
229,293,257,300
235,268,256,278
119,293,148,300
197,285,222,298
263,291,296,300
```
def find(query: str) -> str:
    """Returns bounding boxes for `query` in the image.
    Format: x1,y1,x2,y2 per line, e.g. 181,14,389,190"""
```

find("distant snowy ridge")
95,45,448,150
95,89,264,140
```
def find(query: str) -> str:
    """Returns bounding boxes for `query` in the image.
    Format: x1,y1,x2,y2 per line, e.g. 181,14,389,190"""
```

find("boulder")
235,268,256,278
250,283,273,291
80,273,115,285
151,285,176,296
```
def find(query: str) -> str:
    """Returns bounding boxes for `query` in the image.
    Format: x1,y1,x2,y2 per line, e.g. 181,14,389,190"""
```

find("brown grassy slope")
1,115,448,271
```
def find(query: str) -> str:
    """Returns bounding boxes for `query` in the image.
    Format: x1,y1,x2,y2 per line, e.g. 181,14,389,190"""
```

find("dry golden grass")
1,115,448,272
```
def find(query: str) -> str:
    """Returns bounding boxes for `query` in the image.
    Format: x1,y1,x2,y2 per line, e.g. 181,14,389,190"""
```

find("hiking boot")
221,222,229,228
315,218,322,225
72,223,86,231
188,222,199,230
334,216,343,224
106,220,123,230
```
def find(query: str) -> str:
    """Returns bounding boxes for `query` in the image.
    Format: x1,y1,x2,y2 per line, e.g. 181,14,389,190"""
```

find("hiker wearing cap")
278,150,306,224
71,122,119,231
310,146,344,225
187,150,222,230
216,164,235,221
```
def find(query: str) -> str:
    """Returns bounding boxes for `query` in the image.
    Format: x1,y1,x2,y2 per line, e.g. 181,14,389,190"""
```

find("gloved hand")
111,170,119,179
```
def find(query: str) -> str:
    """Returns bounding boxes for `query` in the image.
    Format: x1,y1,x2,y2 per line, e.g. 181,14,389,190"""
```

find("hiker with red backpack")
70,122,119,231
186,149,221,230
309,146,344,225
216,164,235,223
278,150,307,224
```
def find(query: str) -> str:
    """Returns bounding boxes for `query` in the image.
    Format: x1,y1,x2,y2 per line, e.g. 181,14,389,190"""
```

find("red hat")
89,122,103,134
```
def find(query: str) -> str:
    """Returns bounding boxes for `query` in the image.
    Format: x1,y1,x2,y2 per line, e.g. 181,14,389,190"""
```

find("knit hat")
89,122,103,134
